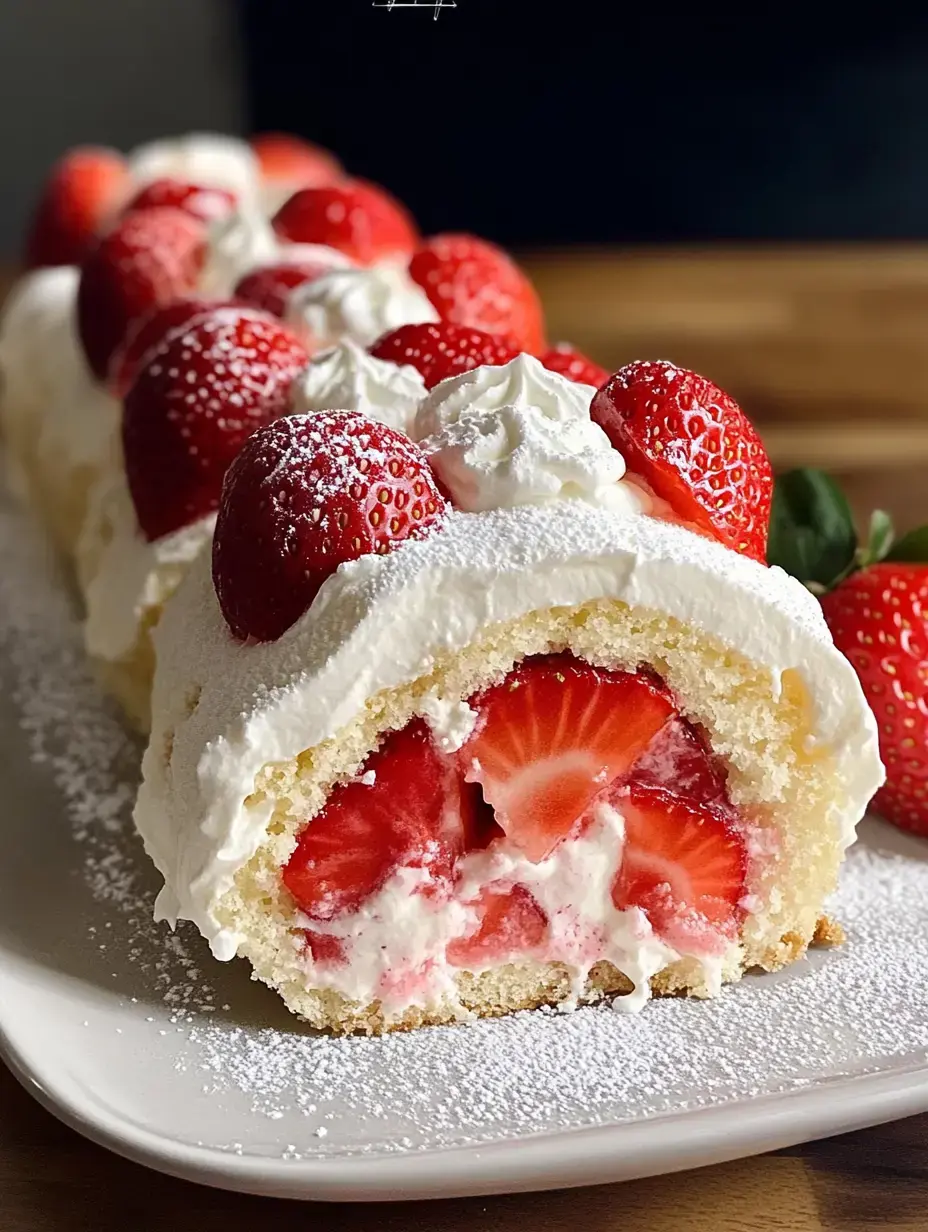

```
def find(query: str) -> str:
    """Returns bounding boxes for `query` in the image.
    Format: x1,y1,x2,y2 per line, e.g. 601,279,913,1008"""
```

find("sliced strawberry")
629,716,729,807
370,322,521,390
460,654,675,862
25,146,130,269
541,343,608,389
409,233,546,354
108,296,235,396
234,260,334,318
283,720,467,920
76,206,207,380
123,307,308,540
447,884,548,968
121,177,237,224
611,783,747,954
213,411,448,642
272,180,418,265
591,360,773,564
302,931,347,964
251,132,343,189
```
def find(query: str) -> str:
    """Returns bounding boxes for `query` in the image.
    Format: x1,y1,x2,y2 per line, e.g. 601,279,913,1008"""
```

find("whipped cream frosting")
0,266,118,485
290,339,426,434
415,355,643,513
284,265,439,350
128,133,260,200
198,204,354,298
79,463,215,661
136,502,882,969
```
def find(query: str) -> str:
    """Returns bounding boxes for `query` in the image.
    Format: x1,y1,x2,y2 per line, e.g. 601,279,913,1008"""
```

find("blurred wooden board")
523,245,928,425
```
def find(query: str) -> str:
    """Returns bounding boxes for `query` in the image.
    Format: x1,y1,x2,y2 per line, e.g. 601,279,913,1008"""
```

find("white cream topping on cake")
284,265,439,350
290,339,426,435
127,133,260,199
415,355,643,512
136,503,882,963
0,266,118,480
198,203,354,298
78,465,215,661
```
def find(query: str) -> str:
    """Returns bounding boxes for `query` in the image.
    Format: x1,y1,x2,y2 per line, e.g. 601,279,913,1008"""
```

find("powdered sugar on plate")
0,480,926,1166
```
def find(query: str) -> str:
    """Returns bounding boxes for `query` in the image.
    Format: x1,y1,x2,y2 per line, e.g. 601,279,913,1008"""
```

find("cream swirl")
413,353,594,441
415,355,641,513
290,339,426,434
284,265,438,350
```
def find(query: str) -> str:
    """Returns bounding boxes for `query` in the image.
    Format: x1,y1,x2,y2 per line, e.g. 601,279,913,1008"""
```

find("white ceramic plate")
1,491,927,1202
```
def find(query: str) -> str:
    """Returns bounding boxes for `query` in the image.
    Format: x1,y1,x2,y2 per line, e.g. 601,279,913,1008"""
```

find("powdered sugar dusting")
0,479,925,1162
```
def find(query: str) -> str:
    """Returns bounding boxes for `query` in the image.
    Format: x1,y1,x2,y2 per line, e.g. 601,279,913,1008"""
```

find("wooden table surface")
3,249,928,1230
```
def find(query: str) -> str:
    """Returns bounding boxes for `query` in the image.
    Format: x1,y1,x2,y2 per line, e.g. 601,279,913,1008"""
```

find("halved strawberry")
76,206,207,380
612,782,747,954
628,716,729,807
409,233,546,354
446,884,548,968
213,412,448,642
272,180,418,265
541,343,608,389
121,177,237,224
370,322,521,390
108,296,234,396
590,360,773,564
25,146,130,269
123,307,308,540
251,132,343,189
460,654,675,862
234,260,334,318
282,720,468,920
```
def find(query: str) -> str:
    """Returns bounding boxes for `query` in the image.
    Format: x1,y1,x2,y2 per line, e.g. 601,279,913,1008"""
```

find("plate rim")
3,1015,928,1203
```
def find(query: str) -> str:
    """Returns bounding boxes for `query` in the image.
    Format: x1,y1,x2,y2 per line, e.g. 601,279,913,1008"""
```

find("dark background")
241,4,928,246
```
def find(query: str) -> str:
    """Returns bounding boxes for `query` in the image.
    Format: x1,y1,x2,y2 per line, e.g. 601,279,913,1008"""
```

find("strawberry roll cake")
135,358,882,1033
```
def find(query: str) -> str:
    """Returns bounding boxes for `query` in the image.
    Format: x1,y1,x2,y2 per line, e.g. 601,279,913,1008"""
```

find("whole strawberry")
25,146,130,269
272,180,417,265
592,360,773,563
768,468,928,837
213,412,448,642
123,307,309,541
370,321,520,389
409,233,546,355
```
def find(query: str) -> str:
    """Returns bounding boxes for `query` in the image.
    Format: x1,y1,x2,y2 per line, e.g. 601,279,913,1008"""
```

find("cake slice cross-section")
135,370,882,1033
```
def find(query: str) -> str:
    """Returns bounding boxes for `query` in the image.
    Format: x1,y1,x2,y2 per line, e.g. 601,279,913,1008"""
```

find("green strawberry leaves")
767,469,857,589
767,467,928,590
885,525,928,563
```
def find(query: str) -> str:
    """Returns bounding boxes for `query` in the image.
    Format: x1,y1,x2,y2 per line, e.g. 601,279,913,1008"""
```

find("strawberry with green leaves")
768,468,928,837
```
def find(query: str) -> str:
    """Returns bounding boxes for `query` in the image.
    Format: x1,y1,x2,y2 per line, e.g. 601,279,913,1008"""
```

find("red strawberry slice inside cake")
135,354,883,1034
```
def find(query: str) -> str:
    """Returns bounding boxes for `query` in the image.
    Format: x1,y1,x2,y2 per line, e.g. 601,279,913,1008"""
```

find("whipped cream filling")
137,503,882,969
415,355,642,513
128,133,260,200
79,465,215,661
198,204,354,298
284,264,439,351
297,802,706,1018
290,339,426,435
